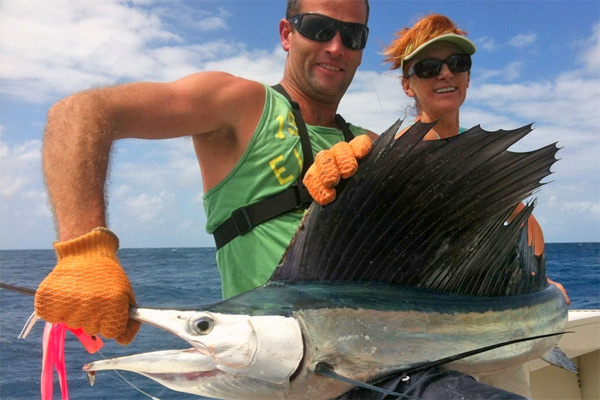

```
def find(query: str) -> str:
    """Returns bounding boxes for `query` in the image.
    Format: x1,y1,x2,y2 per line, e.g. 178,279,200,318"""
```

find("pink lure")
41,323,103,400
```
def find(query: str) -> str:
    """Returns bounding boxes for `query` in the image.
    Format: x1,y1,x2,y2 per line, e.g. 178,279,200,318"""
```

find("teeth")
320,64,341,71
87,371,96,386
435,87,456,94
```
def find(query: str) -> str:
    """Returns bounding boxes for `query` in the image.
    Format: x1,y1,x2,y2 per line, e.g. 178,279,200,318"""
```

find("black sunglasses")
406,54,472,79
288,13,369,51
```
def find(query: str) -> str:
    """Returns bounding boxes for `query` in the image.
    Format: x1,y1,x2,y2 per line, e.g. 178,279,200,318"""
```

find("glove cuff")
53,227,120,261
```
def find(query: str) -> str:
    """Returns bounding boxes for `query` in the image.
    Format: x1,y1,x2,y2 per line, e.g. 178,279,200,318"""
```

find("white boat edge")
527,309,600,400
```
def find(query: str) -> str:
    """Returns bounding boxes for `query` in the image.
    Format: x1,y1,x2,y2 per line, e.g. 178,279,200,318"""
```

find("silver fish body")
85,121,566,399
84,281,567,399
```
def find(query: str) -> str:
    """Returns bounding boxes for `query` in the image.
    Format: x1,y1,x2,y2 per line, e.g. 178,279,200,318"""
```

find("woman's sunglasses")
288,13,369,51
405,54,472,79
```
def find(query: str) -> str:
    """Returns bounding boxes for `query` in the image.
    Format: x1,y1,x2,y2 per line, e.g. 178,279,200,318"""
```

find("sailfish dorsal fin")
270,120,558,296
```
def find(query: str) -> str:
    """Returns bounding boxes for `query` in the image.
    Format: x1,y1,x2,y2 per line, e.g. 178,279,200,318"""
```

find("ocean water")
0,243,598,400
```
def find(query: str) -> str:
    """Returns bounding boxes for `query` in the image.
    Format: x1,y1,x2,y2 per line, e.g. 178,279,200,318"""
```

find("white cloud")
579,22,600,75
459,107,519,131
0,0,244,102
0,130,54,248
104,139,205,243
476,36,497,52
467,73,600,135
462,70,599,206
564,201,600,216
153,4,231,32
0,0,285,104
475,61,524,82
0,135,42,197
122,191,173,222
196,16,229,31
508,33,538,49
111,138,201,189
202,45,287,84
477,33,537,52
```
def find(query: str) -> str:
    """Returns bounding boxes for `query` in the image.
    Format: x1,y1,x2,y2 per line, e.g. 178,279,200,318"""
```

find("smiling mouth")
434,87,457,94
318,63,342,72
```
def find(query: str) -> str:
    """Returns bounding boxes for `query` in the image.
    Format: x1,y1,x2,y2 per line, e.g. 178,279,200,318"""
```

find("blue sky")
1,0,599,249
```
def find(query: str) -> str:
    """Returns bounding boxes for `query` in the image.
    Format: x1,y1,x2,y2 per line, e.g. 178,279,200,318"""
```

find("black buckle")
231,207,253,235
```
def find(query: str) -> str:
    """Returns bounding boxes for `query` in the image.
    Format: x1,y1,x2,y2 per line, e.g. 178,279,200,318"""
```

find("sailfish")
83,120,574,399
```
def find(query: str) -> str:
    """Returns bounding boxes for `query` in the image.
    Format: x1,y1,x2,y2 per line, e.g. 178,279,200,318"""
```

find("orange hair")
384,14,468,72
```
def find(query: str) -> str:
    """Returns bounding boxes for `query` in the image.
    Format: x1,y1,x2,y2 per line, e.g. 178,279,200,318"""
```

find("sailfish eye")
189,316,214,335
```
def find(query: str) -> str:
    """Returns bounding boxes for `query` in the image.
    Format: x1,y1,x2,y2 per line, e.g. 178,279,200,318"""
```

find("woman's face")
402,42,470,121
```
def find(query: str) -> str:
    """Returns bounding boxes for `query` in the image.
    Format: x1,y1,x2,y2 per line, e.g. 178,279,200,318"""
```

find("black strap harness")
212,84,355,249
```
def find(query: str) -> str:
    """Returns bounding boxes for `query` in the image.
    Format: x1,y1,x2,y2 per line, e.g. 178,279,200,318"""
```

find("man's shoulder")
179,71,264,93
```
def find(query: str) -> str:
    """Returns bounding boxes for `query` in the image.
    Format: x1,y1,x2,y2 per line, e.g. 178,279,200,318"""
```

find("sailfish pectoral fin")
541,346,577,372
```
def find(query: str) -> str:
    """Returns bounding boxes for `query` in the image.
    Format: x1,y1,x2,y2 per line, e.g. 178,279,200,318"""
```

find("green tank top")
203,84,367,299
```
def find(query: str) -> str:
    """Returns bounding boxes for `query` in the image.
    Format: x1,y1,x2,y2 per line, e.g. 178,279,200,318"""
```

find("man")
35,0,375,345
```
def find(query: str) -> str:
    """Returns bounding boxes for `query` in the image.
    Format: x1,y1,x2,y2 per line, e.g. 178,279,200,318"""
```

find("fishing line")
370,74,385,121
0,282,36,296
97,349,161,400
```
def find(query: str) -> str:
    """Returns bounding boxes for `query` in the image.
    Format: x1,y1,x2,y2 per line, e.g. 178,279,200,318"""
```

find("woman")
383,13,569,398
385,14,474,141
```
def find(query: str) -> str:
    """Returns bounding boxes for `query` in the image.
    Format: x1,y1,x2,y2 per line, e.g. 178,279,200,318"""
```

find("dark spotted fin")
270,120,559,296
541,346,578,372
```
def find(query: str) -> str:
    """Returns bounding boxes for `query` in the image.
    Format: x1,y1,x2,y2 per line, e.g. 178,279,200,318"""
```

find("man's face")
282,0,367,103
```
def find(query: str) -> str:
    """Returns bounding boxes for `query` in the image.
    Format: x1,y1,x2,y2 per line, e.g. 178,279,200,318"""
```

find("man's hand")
303,135,372,205
34,228,140,345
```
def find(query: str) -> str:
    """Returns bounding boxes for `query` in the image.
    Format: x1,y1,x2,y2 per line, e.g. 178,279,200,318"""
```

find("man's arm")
43,72,265,241
37,72,265,343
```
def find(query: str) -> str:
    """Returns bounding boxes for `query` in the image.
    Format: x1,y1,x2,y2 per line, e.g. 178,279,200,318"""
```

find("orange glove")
34,228,140,345
303,135,372,205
